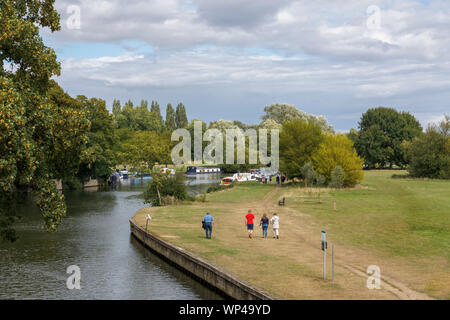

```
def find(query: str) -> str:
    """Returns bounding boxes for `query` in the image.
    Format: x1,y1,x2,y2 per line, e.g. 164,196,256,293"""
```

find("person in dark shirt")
260,213,269,238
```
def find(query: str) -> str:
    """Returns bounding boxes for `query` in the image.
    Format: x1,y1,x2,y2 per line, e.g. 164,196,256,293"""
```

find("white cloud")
47,0,450,130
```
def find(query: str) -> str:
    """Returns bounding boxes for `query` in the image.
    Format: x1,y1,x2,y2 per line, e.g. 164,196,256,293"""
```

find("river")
0,175,223,300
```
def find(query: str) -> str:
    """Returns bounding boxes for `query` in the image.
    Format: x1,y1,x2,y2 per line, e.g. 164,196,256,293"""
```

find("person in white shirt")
270,213,280,239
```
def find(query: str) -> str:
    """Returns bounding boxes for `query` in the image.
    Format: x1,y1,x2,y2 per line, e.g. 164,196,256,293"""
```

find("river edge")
129,217,278,300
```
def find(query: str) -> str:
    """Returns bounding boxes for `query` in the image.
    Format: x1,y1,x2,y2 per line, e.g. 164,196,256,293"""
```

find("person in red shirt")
245,209,255,239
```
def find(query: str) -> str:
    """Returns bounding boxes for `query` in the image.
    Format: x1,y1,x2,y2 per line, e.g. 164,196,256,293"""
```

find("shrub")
206,184,234,193
143,173,187,206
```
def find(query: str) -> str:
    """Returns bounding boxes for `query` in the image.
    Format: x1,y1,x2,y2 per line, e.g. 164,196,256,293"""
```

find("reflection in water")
0,174,222,300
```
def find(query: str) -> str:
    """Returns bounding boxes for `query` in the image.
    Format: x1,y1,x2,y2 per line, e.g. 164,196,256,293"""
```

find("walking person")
202,212,214,239
245,210,255,239
270,213,280,239
260,214,269,238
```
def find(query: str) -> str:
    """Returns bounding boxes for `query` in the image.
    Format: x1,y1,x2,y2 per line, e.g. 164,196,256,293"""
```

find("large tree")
403,115,449,179
76,96,117,183
1,0,91,241
354,107,422,168
165,103,176,132
175,103,188,129
262,103,334,132
312,134,364,187
279,120,325,178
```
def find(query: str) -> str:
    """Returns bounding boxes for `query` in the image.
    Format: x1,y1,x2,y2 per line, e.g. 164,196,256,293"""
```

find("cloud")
45,0,450,130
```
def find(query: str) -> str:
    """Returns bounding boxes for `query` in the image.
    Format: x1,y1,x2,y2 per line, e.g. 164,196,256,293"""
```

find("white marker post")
332,244,335,285
145,214,152,234
321,230,327,280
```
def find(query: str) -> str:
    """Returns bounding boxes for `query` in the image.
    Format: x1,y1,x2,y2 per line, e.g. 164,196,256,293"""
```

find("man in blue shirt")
202,212,214,239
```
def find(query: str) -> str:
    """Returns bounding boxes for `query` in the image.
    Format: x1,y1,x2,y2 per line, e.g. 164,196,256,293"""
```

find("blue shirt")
203,215,214,223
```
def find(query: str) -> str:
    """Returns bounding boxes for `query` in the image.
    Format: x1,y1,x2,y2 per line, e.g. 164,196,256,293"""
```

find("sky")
42,0,450,132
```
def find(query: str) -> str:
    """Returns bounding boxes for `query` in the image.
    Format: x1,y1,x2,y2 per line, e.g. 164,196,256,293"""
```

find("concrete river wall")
129,219,276,300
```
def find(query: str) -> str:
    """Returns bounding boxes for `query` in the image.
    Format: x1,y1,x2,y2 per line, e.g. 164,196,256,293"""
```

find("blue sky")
42,0,450,131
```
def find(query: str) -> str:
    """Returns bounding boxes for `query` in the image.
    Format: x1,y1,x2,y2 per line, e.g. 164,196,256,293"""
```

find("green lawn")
291,171,450,260
133,171,450,299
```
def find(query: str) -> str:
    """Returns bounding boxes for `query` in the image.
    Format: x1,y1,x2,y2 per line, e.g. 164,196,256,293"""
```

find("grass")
132,171,450,299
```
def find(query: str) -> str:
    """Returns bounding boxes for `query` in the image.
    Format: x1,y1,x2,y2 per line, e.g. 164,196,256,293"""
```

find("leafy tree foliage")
1,1,91,241
75,96,116,182
175,103,188,128
354,107,422,168
165,103,176,132
143,173,187,206
329,166,345,189
262,104,334,132
313,134,364,187
403,116,449,179
279,120,325,178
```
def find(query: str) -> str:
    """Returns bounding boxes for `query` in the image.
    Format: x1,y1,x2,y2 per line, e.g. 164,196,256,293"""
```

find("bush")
143,173,187,206
313,134,364,187
206,184,234,193
403,116,449,179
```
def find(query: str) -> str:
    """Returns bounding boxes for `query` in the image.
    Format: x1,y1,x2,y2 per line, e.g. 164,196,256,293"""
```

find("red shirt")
245,213,255,225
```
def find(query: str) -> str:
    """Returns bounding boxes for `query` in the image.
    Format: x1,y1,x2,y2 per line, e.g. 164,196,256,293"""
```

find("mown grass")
132,171,450,299
290,171,450,260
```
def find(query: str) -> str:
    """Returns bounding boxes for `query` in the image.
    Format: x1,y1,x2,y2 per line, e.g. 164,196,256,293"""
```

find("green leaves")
354,107,422,168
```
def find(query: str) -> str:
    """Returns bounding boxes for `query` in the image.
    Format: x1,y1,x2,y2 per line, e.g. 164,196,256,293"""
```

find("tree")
262,104,334,132
76,96,117,183
313,134,364,187
1,1,91,241
300,162,316,188
175,103,188,128
329,166,345,189
354,107,422,168
279,120,324,179
165,103,176,132
121,131,172,171
150,100,165,132
143,173,187,206
403,115,450,179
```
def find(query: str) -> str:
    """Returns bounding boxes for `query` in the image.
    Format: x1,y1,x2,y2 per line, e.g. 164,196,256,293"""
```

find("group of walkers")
202,210,280,240
261,174,286,185
245,210,280,239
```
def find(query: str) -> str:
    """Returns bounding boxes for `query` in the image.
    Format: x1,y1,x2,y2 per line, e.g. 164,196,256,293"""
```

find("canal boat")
186,166,221,175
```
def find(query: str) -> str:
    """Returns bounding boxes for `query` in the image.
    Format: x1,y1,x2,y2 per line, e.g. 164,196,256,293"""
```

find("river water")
0,175,223,300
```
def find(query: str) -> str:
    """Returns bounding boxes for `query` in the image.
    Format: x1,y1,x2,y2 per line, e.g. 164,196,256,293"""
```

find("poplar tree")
175,103,188,129
165,103,176,132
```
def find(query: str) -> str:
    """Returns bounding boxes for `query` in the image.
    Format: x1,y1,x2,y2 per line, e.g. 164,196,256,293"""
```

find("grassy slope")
132,171,450,299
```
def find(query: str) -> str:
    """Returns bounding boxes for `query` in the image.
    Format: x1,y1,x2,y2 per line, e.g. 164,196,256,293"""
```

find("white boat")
232,172,259,182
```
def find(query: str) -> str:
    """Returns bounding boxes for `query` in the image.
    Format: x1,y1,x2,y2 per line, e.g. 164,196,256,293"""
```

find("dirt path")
253,187,434,300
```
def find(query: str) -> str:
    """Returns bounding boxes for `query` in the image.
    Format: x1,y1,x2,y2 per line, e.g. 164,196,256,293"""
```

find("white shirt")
270,216,279,228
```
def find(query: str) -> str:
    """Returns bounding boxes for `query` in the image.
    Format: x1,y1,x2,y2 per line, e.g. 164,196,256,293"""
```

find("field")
132,170,450,299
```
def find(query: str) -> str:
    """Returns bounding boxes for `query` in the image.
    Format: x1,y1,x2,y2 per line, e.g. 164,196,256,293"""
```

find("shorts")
247,224,254,230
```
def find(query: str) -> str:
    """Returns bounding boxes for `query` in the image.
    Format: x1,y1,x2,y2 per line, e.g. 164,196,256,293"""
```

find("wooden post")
333,199,337,211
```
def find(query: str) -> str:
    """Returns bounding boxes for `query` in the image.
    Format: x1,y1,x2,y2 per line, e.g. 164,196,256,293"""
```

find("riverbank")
132,171,450,299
